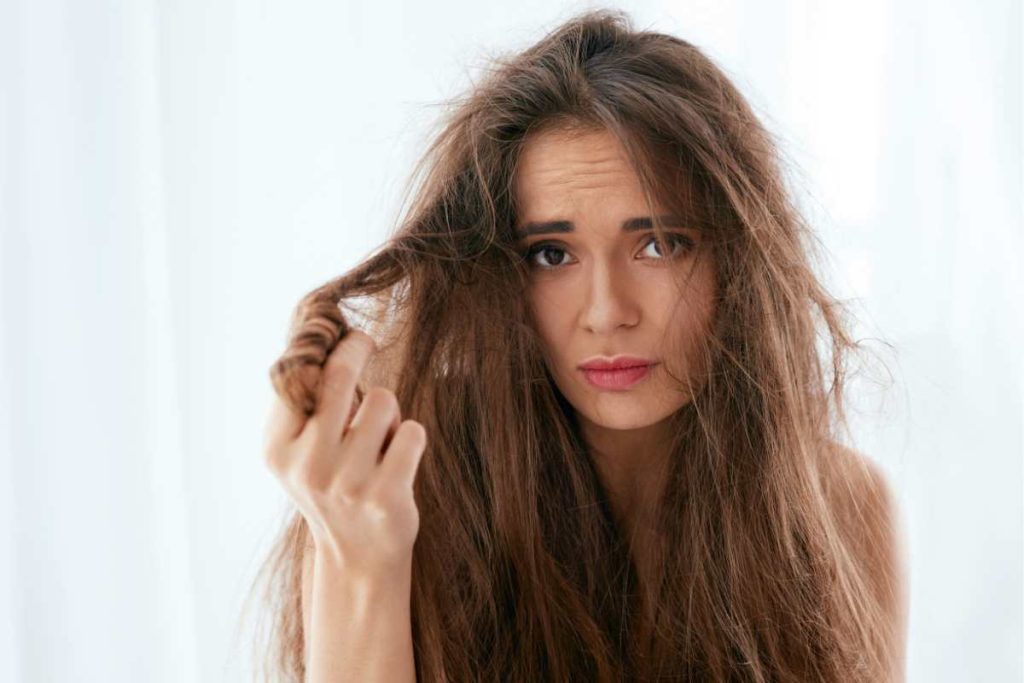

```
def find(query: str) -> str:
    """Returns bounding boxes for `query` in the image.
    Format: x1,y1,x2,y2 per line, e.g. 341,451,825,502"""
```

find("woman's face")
514,126,717,439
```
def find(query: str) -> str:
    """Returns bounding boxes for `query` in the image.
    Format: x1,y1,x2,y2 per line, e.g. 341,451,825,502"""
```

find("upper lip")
578,355,657,371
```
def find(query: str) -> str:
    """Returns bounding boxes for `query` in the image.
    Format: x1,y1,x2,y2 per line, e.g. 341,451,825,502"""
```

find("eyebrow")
514,214,689,239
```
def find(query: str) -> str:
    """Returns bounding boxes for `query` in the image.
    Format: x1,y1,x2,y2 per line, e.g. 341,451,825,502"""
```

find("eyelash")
521,234,695,270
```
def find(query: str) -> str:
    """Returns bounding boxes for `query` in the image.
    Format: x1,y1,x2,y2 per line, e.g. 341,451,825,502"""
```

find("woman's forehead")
516,132,649,212
517,128,633,185
513,125,704,233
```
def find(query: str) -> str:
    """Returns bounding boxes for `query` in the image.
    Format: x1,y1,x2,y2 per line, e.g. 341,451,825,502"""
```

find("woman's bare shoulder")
826,444,900,541
825,442,909,680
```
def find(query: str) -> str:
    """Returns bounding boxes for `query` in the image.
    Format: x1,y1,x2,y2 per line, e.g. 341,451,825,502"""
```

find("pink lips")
577,356,658,390
582,365,652,389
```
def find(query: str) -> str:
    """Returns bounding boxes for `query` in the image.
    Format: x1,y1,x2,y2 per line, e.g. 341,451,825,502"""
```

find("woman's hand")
263,329,427,578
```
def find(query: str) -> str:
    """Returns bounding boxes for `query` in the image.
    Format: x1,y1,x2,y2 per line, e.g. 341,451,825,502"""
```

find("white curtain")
0,1,1019,681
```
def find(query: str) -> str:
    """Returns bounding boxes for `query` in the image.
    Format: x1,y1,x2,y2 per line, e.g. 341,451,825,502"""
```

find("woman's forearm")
306,550,417,683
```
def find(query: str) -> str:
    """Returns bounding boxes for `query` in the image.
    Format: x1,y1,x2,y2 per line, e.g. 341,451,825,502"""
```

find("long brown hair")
242,8,898,681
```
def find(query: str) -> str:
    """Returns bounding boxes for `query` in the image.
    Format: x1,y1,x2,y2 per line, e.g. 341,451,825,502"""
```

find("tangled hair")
242,8,899,682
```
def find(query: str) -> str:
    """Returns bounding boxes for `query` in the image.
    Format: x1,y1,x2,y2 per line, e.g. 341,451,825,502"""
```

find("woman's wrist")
313,547,413,609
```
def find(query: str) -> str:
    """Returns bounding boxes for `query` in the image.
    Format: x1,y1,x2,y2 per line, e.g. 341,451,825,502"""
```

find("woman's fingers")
336,387,402,493
266,322,419,495
311,329,377,443
373,420,428,494
379,402,402,454
263,323,426,573
262,394,307,472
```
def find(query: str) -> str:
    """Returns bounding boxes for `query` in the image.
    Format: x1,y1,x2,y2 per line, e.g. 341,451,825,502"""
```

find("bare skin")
513,125,717,541
828,446,910,681
263,330,426,682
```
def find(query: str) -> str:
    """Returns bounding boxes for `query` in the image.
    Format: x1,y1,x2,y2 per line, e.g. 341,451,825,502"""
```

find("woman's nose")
580,261,640,334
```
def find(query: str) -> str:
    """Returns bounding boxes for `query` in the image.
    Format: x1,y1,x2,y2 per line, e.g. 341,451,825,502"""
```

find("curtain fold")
0,1,200,680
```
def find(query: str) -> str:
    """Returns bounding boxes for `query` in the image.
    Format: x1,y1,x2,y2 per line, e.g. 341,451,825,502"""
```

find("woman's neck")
579,414,673,540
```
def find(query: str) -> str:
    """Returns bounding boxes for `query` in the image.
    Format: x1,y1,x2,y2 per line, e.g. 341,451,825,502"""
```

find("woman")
251,9,908,682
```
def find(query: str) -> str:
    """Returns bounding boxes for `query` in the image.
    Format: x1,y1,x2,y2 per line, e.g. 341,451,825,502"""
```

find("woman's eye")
521,234,694,270
641,234,694,260
523,243,573,269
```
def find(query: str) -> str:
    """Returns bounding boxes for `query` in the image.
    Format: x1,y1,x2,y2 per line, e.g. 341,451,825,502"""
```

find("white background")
0,1,1020,680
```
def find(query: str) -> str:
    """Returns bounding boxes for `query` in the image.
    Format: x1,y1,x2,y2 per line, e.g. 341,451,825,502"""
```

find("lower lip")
580,364,655,390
